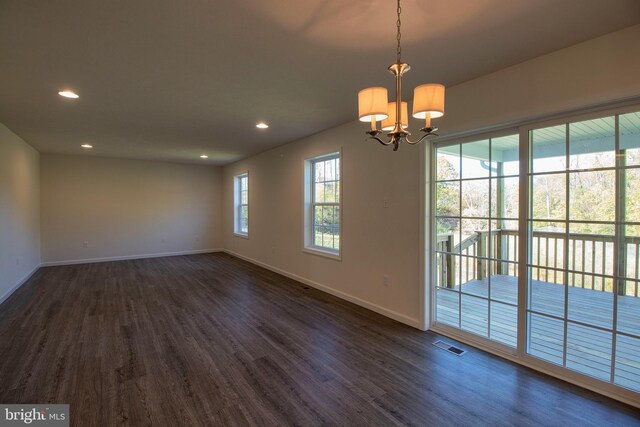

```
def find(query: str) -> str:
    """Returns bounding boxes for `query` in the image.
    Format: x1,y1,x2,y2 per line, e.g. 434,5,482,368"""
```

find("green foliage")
437,155,459,181
435,130,640,293
435,156,460,234
314,205,339,250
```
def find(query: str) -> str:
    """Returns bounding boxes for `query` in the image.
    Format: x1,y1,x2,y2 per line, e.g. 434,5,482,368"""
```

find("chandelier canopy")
357,0,445,151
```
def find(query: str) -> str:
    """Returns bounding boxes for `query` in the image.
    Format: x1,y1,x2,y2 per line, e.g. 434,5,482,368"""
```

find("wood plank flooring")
0,253,639,426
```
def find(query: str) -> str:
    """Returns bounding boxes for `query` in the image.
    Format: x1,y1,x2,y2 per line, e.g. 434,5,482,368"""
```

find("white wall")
0,123,40,303
439,25,640,137
223,121,424,327
41,154,222,264
221,25,640,329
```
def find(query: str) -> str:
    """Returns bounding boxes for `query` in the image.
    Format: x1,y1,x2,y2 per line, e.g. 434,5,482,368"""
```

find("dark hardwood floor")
0,253,638,426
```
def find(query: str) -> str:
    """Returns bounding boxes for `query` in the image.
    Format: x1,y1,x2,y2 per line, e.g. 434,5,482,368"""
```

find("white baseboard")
222,249,422,329
20,248,422,330
40,248,223,267
0,264,40,306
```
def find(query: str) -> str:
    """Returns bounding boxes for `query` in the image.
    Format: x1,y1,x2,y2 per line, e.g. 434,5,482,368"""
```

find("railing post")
495,230,503,275
437,240,444,287
477,231,486,280
496,162,505,275
618,150,627,296
446,234,455,288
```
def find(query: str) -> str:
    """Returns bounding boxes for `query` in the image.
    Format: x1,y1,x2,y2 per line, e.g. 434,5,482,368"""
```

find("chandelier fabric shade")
358,87,389,122
412,84,445,119
382,102,408,131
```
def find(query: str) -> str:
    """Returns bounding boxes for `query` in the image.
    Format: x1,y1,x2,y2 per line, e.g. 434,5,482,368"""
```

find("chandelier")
357,0,445,151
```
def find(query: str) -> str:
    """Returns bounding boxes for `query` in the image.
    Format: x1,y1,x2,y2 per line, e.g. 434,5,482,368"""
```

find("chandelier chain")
396,0,402,62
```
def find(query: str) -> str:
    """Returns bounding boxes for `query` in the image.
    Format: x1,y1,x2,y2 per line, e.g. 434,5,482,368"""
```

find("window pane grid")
436,173,521,183
310,155,340,252
525,309,640,338
434,287,519,307
434,135,520,347
524,112,640,392
434,110,640,393
235,174,248,235
526,160,640,176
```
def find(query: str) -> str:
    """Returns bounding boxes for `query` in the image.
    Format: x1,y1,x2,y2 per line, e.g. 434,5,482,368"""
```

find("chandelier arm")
367,136,394,147
404,131,439,145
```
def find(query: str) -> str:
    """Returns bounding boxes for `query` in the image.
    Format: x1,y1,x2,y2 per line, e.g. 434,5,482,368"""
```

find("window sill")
233,232,249,239
303,246,341,261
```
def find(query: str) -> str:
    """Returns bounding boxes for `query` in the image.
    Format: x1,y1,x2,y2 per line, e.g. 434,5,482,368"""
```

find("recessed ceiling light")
81,144,93,148
256,122,269,129
200,155,208,159
58,90,79,99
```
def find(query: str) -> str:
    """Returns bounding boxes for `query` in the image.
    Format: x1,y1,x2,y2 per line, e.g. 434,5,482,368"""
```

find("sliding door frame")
427,101,640,408
428,127,520,357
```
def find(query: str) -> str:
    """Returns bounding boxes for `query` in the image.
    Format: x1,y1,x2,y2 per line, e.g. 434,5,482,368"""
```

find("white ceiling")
0,0,638,165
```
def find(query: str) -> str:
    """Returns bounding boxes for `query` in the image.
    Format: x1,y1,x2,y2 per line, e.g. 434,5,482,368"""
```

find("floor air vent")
433,340,466,356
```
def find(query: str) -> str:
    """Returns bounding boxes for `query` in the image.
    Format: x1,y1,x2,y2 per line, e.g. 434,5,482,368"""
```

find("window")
234,173,248,237
304,152,341,257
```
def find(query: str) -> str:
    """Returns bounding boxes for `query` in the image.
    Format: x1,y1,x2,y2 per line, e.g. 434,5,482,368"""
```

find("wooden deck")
436,275,640,392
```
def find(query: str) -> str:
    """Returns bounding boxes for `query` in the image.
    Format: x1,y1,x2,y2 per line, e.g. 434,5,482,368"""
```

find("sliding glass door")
526,112,640,391
431,107,640,397
434,134,520,348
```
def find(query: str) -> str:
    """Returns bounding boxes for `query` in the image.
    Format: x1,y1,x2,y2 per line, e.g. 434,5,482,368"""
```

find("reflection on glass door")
434,134,520,347
526,112,640,392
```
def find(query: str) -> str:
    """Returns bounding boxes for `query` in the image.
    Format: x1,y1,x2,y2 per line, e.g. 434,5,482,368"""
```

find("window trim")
233,172,249,238
303,151,342,260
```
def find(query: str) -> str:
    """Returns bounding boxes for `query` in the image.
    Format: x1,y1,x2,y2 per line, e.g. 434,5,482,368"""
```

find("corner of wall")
0,122,42,307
